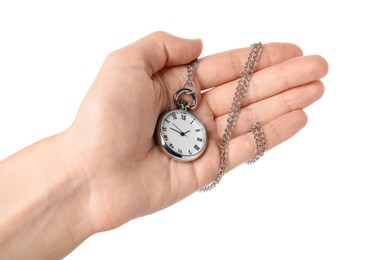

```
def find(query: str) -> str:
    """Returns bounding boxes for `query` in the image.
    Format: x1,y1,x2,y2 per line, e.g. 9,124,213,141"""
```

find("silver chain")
200,43,263,192
183,59,198,95
187,59,197,84
246,122,266,164
174,60,198,110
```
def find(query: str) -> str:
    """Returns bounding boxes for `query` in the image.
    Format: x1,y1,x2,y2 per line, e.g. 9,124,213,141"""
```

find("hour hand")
183,130,191,135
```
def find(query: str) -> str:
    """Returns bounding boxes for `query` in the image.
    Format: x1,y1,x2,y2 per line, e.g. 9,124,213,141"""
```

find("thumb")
124,31,203,76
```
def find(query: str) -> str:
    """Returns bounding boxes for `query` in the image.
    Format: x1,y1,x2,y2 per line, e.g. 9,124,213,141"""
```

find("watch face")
157,109,207,161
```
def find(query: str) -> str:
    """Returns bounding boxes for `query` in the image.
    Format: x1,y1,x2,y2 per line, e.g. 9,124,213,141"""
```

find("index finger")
195,43,303,89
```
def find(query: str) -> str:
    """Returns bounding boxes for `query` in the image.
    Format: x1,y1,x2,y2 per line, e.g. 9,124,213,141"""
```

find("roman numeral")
195,129,201,132
164,135,168,140
197,138,203,142
194,145,200,151
178,149,182,154
172,113,177,119
181,114,186,120
169,143,174,149
164,119,170,124
162,127,167,131
190,118,195,124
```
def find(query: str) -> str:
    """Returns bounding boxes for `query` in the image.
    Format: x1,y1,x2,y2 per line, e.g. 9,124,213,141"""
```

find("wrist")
58,126,135,232
52,132,96,234
0,134,94,258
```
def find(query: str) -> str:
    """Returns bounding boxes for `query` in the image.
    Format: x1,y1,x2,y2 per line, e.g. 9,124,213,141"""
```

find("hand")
61,32,328,233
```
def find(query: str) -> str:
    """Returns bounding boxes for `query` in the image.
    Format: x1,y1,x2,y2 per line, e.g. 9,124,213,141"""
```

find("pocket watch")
156,90,207,161
155,61,207,162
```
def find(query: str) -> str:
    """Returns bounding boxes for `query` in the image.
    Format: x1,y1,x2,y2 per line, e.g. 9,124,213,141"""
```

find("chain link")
174,59,198,110
182,59,198,95
200,43,263,192
187,59,198,83
246,122,266,164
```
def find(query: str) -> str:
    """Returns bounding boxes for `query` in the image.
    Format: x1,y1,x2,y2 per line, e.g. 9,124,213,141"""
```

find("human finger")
195,43,303,90
215,80,324,138
195,109,308,188
226,109,308,171
115,31,203,76
204,55,328,118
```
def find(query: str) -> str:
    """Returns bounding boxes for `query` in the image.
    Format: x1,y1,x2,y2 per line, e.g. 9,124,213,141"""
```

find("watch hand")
172,123,184,133
172,123,190,136
170,128,182,135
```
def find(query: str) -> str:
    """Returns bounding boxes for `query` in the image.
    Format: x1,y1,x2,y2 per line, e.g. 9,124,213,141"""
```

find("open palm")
64,32,328,232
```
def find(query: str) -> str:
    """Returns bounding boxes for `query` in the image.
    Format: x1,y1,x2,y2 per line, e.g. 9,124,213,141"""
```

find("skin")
0,31,328,259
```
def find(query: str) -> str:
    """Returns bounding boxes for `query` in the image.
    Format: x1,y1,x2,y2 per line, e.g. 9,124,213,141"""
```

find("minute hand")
172,123,184,133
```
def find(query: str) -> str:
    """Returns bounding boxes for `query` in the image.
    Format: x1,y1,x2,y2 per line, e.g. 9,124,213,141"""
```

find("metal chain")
200,43,263,192
246,122,266,164
174,59,198,110
182,59,198,95
187,59,198,82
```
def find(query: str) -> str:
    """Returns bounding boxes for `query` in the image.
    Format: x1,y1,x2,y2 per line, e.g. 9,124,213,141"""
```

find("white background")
1,0,365,259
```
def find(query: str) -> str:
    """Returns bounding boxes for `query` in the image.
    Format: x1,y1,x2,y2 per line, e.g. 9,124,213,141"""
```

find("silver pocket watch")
155,60,207,162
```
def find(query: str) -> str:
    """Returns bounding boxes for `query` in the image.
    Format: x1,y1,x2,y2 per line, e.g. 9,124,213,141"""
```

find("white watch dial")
158,109,207,161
